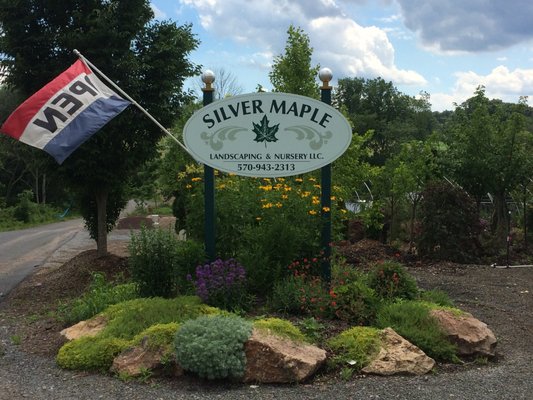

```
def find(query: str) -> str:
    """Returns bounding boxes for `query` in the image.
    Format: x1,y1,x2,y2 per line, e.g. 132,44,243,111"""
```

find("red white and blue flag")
0,59,130,164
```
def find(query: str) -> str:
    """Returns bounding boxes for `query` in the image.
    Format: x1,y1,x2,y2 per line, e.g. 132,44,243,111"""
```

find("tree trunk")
42,173,46,205
491,191,509,248
95,190,108,257
34,168,40,204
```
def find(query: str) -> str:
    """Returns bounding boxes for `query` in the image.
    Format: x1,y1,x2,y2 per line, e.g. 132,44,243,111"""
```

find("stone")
430,309,497,357
362,328,435,376
110,338,183,378
60,315,107,341
243,329,327,383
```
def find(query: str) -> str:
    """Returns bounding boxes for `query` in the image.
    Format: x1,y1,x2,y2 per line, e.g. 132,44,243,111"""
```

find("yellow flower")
262,178,271,182
217,184,226,190
284,186,292,192
276,202,283,208
278,178,285,182
259,185,273,191
340,209,347,214
262,203,273,209
256,217,262,221
185,184,192,189
312,199,320,205
313,184,321,189
308,210,317,215
281,194,289,200
322,206,331,212
260,199,267,202
302,191,311,198
295,178,303,183
330,196,337,201
308,177,316,182
191,177,202,182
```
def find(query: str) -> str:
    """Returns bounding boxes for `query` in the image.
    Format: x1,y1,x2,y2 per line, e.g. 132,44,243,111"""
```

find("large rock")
362,328,435,376
60,315,107,341
243,329,326,383
110,337,183,378
430,309,497,357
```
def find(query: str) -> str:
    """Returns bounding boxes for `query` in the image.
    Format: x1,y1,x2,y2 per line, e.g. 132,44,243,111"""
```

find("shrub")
376,301,458,362
13,190,37,223
174,315,253,380
132,322,180,350
419,289,454,307
332,280,379,324
56,336,130,371
366,260,419,301
129,228,205,297
58,272,138,324
100,296,222,340
416,181,481,262
327,326,381,372
188,258,250,311
268,275,303,314
253,318,308,342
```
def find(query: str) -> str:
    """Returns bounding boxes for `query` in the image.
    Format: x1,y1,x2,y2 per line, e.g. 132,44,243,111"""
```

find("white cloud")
430,65,533,111
150,3,167,19
180,0,426,86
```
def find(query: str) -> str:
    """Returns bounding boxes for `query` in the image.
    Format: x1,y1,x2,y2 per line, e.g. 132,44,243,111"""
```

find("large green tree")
0,0,200,255
335,77,434,165
269,25,320,98
447,87,533,246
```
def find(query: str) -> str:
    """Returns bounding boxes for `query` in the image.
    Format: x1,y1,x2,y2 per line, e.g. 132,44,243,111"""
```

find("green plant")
13,190,37,223
340,366,354,381
174,315,253,380
297,317,324,343
56,336,130,371
174,240,207,294
376,301,459,362
129,227,204,298
188,258,251,311
99,296,221,340
327,326,381,372
10,334,22,345
268,275,303,314
333,279,379,324
419,289,454,307
367,260,419,301
57,272,138,324
253,318,308,342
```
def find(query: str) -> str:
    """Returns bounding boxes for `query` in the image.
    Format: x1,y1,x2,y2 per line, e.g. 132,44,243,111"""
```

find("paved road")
0,219,85,298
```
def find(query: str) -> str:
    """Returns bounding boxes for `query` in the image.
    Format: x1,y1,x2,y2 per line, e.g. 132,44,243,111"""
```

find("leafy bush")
174,315,253,380
13,190,37,223
100,296,222,340
253,318,308,342
188,258,250,311
416,181,481,262
56,336,130,371
129,227,205,297
419,289,454,307
366,260,418,301
332,279,379,324
327,326,381,372
132,322,180,351
58,273,138,324
268,275,303,314
376,301,458,362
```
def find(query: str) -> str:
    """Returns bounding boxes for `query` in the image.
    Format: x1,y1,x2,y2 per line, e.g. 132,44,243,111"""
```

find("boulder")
243,329,326,383
110,337,183,378
60,315,107,341
362,328,435,376
430,309,497,357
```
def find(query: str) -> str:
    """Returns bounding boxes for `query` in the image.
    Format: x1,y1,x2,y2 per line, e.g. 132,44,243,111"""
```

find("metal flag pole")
73,49,193,157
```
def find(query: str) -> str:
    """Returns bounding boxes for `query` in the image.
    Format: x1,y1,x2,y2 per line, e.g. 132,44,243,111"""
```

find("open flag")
0,59,130,164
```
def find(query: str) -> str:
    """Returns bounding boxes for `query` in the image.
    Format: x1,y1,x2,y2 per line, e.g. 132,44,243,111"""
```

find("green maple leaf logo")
252,115,279,147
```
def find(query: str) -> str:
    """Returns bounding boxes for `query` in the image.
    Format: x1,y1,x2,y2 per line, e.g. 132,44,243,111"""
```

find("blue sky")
151,0,533,111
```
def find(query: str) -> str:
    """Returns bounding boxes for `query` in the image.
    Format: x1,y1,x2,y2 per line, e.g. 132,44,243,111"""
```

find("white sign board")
183,92,352,177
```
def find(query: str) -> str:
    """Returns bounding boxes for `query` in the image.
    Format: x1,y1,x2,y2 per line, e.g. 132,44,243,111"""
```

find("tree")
335,77,434,165
446,87,533,246
195,67,243,99
269,25,320,98
0,0,200,255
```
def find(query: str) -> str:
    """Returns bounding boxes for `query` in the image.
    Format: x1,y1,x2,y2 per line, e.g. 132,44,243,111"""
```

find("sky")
150,0,533,111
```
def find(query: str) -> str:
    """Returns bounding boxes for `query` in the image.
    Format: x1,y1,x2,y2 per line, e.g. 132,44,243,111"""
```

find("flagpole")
73,49,193,156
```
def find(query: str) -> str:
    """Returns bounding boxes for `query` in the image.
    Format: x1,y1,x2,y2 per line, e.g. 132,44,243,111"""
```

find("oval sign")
183,92,352,177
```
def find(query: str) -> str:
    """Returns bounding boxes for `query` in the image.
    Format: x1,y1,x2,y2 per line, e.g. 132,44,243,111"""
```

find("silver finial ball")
319,68,333,83
201,70,215,84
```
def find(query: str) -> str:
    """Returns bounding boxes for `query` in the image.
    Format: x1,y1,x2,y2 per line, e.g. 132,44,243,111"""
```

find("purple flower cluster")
188,258,247,306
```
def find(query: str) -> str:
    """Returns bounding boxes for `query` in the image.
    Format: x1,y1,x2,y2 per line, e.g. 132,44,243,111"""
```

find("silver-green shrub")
174,315,252,380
